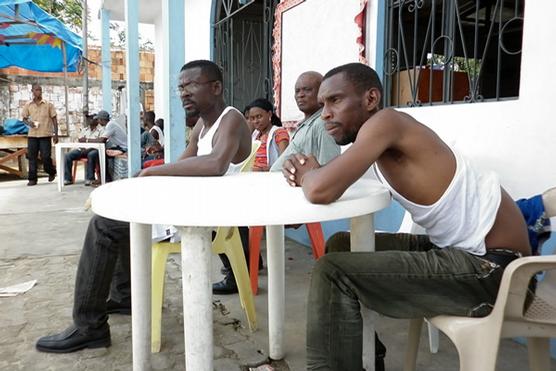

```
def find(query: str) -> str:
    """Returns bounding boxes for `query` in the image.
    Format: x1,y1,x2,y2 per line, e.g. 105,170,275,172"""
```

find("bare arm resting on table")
284,109,401,204
139,110,249,177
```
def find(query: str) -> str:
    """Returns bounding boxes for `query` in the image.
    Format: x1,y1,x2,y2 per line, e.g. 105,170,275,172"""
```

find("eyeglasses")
176,79,217,94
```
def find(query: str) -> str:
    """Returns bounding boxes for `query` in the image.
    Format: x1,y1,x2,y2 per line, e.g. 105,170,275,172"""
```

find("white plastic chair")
404,255,556,371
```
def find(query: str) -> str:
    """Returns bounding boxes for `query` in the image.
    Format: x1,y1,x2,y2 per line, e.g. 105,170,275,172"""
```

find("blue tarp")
0,0,82,72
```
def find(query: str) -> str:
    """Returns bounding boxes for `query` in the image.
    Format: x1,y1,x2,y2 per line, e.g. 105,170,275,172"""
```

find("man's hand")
22,118,34,128
52,135,59,144
78,137,86,143
146,142,162,154
281,153,321,187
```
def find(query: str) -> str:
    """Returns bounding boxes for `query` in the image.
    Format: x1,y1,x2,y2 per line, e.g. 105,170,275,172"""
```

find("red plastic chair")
143,158,165,168
72,158,101,183
248,222,325,295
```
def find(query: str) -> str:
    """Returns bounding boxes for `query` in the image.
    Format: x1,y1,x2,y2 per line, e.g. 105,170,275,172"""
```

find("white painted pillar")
162,0,186,163
100,8,112,113
125,0,141,177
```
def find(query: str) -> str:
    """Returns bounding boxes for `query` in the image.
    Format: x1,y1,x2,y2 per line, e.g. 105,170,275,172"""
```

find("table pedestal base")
179,226,213,371
130,222,152,371
266,225,285,360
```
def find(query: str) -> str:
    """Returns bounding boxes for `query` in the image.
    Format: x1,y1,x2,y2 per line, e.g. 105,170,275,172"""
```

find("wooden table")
0,135,28,178
91,172,391,371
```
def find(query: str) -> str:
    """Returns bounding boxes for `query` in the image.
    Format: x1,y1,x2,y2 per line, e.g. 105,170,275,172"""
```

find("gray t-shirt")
270,108,340,171
102,120,128,150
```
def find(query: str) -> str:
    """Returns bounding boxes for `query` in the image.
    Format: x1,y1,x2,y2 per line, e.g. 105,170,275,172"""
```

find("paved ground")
0,170,553,370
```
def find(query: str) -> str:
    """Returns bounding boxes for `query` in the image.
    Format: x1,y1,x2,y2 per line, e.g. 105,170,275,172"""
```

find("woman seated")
246,98,289,171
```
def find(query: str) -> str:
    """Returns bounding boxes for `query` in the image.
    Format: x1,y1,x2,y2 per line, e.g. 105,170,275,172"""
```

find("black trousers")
73,215,130,333
73,216,254,332
27,136,55,181
218,226,251,276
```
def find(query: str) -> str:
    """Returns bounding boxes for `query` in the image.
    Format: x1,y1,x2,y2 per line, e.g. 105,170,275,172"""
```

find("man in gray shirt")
99,111,127,151
270,71,340,171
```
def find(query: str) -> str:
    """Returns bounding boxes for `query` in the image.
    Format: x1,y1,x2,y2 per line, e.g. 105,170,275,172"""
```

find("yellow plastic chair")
151,140,260,352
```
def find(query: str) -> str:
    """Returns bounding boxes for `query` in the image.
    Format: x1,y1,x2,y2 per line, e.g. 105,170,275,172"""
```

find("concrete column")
125,0,141,177
100,8,112,113
162,0,186,163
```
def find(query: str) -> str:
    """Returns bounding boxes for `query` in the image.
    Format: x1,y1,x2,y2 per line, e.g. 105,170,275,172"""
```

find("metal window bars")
383,0,524,108
214,0,278,111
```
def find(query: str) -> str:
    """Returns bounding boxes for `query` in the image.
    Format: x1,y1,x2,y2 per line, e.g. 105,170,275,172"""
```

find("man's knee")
312,254,344,284
87,151,97,161
89,214,127,234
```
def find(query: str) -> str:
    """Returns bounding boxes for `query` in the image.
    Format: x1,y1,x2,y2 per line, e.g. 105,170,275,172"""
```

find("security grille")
383,0,524,107
214,0,278,111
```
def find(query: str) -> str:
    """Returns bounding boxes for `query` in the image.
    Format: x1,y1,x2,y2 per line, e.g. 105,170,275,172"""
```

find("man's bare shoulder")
367,108,410,124
221,108,245,128
358,108,405,136
362,108,424,138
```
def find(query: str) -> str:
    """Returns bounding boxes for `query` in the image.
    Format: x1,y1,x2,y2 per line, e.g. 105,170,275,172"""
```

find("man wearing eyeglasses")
36,60,252,353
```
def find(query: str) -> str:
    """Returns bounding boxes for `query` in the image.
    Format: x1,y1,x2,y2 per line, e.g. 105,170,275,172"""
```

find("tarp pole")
82,0,89,117
62,42,69,130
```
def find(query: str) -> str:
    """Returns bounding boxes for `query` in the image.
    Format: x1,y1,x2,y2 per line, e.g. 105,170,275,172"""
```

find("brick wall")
0,47,155,139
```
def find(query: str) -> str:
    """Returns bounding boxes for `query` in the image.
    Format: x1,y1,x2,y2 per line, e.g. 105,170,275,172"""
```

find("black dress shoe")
106,299,131,315
212,275,238,295
36,325,110,353
27,180,37,186
48,173,56,182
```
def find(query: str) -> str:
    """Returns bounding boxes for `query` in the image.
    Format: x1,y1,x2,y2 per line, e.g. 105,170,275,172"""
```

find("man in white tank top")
36,60,252,354
280,63,531,370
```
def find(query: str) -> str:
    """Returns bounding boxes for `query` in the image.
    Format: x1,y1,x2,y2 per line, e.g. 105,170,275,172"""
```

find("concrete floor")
0,170,553,370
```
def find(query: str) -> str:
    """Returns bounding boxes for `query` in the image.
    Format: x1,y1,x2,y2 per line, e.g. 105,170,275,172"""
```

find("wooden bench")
0,135,28,178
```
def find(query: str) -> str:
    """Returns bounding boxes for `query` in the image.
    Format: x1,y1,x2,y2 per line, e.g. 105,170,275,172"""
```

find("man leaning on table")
22,83,58,186
35,60,252,353
281,63,531,370
269,70,340,172
212,70,343,294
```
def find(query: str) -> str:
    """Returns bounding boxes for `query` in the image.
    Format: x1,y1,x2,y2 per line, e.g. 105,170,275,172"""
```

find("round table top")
91,172,391,226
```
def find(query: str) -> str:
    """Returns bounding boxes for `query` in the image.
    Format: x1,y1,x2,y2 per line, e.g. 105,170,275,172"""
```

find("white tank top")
197,106,243,174
149,125,164,146
373,150,501,255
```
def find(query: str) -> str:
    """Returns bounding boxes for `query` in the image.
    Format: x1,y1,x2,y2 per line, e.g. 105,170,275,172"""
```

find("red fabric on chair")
248,223,325,295
143,159,165,168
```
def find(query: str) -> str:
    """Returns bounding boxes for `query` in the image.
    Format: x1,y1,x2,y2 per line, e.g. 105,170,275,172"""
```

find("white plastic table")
90,172,390,371
55,142,106,191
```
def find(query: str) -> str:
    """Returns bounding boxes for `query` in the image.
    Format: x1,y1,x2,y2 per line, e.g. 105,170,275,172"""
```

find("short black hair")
324,63,383,107
144,110,155,122
246,98,282,127
180,60,223,83
155,118,164,131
